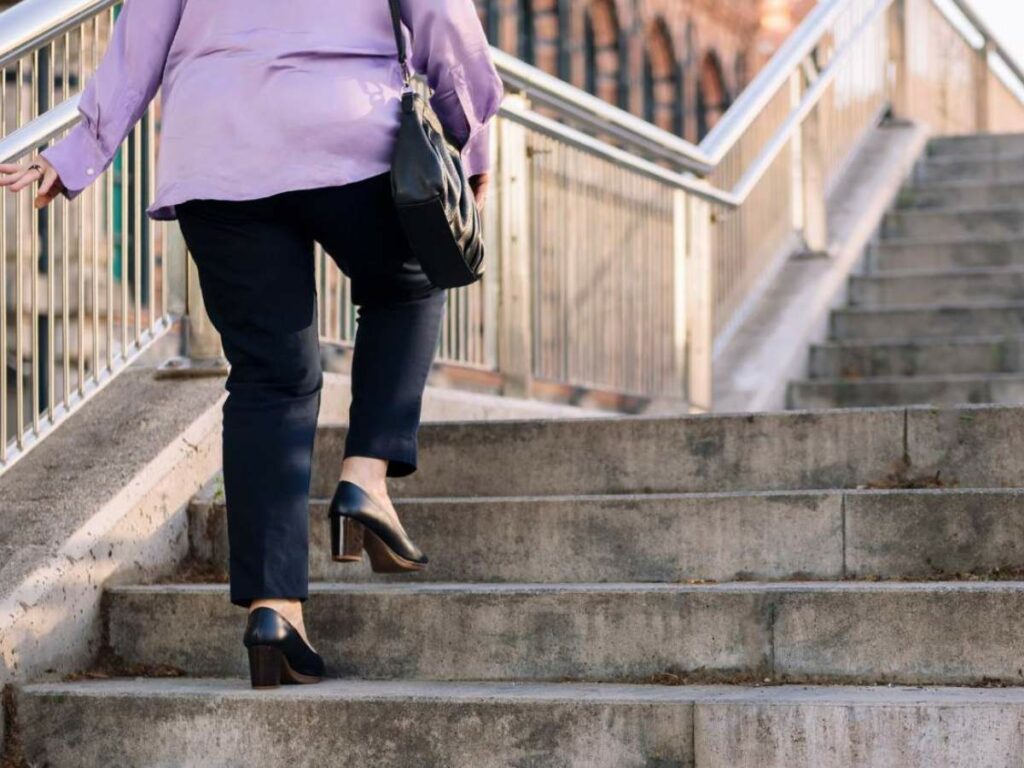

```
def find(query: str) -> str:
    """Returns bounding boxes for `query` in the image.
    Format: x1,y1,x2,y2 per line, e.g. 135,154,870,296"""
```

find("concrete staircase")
790,133,1024,409
15,403,1024,766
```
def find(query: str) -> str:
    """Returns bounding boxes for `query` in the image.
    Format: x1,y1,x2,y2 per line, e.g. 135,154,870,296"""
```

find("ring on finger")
27,163,43,177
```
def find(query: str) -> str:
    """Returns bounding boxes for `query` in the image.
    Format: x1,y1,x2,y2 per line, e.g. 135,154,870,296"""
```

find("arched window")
477,0,500,45
528,0,566,77
734,52,748,91
582,0,627,109
517,0,535,63
642,18,683,134
697,50,731,139
557,0,572,80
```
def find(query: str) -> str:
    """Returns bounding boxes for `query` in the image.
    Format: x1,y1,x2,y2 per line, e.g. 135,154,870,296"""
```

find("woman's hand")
0,157,66,209
469,172,490,212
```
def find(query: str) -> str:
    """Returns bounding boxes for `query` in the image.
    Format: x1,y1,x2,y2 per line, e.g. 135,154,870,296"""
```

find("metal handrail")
498,97,734,206
0,98,79,162
9,0,1024,200
947,0,1024,90
0,0,115,68
698,0,852,164
704,0,1024,168
491,49,712,175
727,0,893,205
3,0,1024,440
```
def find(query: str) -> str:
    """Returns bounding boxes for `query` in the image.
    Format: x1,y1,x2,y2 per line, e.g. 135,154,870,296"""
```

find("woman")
1,1,503,688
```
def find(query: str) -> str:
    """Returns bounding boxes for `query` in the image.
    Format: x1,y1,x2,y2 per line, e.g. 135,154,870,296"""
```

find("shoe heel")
331,516,365,562
363,528,428,574
248,645,283,689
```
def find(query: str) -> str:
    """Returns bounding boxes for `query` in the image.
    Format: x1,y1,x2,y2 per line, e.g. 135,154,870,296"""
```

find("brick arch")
697,49,731,139
583,0,627,108
476,0,500,44
530,0,570,77
516,0,536,62
733,50,749,90
642,17,682,134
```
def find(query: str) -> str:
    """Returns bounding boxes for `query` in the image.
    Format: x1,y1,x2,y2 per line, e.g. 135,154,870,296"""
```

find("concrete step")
18,679,1024,768
106,581,1024,685
830,302,1024,341
881,206,1024,240
193,492,842,583
193,490,1024,584
914,153,1024,184
896,179,1024,210
311,404,1024,497
849,266,1024,307
788,372,1024,409
808,336,1024,378
871,236,1024,272
926,133,1024,158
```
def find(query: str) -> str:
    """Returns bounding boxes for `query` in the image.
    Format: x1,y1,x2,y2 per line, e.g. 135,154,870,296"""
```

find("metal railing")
2,0,1024,472
1,0,167,471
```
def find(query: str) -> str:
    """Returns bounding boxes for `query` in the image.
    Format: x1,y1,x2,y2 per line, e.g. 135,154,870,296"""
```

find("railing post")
974,36,994,133
799,55,829,257
887,0,910,121
788,65,828,258
800,102,829,255
496,95,533,398
672,188,688,402
685,195,713,413
184,255,224,362
156,223,227,378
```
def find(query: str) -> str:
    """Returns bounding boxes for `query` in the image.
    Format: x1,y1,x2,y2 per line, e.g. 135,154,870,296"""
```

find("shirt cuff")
461,124,491,177
40,123,109,201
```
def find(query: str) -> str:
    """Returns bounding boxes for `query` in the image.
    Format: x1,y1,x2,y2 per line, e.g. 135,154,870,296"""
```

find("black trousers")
176,172,446,607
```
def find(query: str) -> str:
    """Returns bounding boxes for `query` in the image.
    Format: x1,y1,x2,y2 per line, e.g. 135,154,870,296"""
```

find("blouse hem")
145,162,394,221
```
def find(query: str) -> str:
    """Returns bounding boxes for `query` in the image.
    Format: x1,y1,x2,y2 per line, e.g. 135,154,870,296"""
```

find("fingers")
34,188,60,209
5,165,43,193
36,166,57,195
33,166,65,209
35,165,62,199
0,163,28,187
1,160,62,209
470,177,489,212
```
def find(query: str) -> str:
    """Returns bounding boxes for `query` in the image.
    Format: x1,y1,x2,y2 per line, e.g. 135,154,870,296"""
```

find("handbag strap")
387,0,413,86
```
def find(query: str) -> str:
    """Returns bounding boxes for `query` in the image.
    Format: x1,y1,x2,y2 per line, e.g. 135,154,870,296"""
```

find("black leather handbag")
386,0,486,289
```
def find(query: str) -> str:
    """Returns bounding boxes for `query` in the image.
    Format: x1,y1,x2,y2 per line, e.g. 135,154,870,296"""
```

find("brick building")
478,0,815,141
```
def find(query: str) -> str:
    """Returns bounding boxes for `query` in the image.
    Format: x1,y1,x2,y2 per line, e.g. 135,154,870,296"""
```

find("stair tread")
835,300,1024,314
110,580,1024,595
298,486,1024,504
884,202,1024,216
858,265,1024,279
922,150,1024,166
799,371,1024,385
813,333,1024,348
22,677,1024,706
906,177,1024,192
876,234,1024,247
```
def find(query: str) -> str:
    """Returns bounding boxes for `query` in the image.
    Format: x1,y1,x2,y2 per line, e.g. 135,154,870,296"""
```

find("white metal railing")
1,0,168,472
2,0,1024,472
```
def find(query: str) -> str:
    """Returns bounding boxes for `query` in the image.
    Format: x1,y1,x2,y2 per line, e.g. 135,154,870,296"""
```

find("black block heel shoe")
243,607,324,689
329,480,429,573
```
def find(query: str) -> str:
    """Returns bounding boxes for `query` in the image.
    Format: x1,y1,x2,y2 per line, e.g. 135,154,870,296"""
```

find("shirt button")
86,168,95,175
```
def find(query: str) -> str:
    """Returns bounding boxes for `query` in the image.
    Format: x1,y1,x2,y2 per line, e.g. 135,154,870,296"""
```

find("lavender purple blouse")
41,0,504,221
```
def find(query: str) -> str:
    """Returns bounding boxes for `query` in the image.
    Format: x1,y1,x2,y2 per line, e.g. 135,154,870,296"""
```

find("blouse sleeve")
401,0,504,177
41,0,184,200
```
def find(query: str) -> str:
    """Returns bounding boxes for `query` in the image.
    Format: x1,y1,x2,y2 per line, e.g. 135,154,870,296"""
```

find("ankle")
340,457,389,498
250,598,302,621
